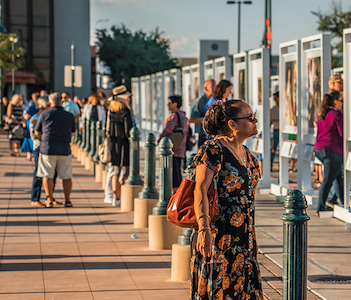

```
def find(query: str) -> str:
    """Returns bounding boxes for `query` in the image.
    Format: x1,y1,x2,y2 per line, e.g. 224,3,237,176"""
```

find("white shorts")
37,154,72,180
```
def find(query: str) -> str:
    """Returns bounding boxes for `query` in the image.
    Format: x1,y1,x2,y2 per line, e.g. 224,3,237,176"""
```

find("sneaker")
112,199,120,207
104,198,112,204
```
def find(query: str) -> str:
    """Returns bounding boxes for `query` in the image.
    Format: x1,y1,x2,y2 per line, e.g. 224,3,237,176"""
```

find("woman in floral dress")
191,100,263,300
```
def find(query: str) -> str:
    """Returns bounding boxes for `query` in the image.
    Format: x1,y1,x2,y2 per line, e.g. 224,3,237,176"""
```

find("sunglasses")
334,80,343,84
234,112,257,123
336,99,343,103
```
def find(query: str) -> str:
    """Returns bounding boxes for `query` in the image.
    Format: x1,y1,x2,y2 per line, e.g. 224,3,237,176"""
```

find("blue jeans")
31,149,42,202
315,149,343,213
31,148,57,202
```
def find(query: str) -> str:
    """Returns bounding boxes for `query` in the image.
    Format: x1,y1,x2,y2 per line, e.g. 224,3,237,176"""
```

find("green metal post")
73,117,79,143
153,137,173,216
93,120,102,162
280,190,310,300
84,119,91,152
76,117,82,147
139,133,158,199
80,118,86,149
178,154,195,245
89,121,97,158
98,122,106,165
125,127,143,186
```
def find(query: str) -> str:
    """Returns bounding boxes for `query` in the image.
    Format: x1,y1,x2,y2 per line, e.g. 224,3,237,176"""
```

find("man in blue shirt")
35,92,76,208
189,79,216,147
62,92,80,122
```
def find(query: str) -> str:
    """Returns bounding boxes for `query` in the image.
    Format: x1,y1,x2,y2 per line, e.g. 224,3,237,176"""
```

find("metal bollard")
84,119,91,152
0,98,3,125
138,133,158,199
153,137,173,216
89,121,97,158
178,154,195,245
93,121,103,162
73,117,79,144
125,127,143,186
80,118,87,149
280,190,310,300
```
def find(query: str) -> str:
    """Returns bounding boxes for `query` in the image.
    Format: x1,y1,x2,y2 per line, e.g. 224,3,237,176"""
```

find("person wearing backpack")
158,95,188,194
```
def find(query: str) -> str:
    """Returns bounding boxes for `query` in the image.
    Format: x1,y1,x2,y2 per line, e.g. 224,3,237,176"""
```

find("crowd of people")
0,72,344,297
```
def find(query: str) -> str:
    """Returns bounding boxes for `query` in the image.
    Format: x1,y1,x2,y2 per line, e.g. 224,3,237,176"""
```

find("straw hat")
112,85,132,100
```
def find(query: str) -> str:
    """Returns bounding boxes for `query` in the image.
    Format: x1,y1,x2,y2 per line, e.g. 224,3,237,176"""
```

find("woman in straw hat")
104,85,133,206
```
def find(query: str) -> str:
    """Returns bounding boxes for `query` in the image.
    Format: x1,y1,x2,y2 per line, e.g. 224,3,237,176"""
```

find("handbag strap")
174,111,183,133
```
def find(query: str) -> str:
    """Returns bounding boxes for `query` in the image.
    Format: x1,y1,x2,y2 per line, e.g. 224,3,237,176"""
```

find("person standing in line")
314,91,343,217
324,75,344,202
35,93,76,208
103,86,133,206
29,96,51,207
270,91,279,171
191,100,263,299
61,92,80,122
158,95,188,194
80,94,106,129
205,79,232,112
189,79,217,147
6,94,24,156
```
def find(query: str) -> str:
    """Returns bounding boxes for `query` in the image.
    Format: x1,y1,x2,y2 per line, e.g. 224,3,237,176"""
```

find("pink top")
159,110,188,158
314,108,343,155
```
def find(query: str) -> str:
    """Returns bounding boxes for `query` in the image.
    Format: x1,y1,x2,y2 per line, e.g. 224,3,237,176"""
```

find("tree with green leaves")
96,24,177,90
0,33,25,80
312,1,351,67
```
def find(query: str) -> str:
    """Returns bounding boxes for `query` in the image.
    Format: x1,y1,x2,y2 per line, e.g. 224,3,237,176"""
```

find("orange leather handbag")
166,151,222,229
166,176,219,229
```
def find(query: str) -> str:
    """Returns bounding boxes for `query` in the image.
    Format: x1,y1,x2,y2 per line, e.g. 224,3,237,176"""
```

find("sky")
90,0,351,58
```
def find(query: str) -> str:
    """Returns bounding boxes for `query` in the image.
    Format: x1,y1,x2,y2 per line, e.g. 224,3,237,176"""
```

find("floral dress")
190,139,263,300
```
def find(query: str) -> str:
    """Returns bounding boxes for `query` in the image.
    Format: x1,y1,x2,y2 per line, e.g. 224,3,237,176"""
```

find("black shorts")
173,156,183,188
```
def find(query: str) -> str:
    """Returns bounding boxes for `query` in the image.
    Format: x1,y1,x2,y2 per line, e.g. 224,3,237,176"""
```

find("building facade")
3,0,91,98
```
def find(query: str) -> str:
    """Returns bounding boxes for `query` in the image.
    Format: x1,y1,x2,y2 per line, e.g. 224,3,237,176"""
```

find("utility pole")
71,43,75,98
227,1,252,53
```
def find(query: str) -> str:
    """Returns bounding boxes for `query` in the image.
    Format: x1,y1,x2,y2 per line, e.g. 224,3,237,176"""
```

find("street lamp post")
10,37,18,96
92,19,109,46
227,1,252,53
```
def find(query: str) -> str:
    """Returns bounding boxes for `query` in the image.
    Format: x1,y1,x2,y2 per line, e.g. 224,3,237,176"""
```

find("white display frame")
131,77,141,129
169,68,181,95
233,52,249,102
156,72,165,134
299,34,331,201
270,75,279,108
182,66,192,118
190,64,201,101
339,28,351,223
248,48,271,189
271,40,301,197
204,59,214,80
163,70,171,123
214,56,231,82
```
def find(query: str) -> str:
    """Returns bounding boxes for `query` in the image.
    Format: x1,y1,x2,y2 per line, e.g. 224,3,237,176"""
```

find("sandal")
45,202,53,208
46,197,62,205
31,201,44,207
65,202,73,207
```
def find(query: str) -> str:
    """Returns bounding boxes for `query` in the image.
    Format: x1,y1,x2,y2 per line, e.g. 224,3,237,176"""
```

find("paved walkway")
0,134,350,299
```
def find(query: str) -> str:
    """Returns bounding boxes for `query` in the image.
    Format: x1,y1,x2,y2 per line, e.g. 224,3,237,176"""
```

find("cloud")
166,35,197,58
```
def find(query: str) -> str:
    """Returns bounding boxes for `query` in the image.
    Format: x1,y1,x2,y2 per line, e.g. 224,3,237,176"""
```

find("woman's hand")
196,229,213,257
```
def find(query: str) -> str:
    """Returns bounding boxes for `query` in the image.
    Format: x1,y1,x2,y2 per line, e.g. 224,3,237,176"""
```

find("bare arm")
189,117,204,124
194,163,215,257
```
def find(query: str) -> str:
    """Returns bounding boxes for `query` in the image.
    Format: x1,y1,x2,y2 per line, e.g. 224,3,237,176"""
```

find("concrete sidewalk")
0,134,350,299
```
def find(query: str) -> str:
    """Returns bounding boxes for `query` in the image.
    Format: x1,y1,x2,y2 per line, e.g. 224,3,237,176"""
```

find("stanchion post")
178,154,195,245
138,133,158,199
89,121,97,158
152,137,173,215
80,118,87,149
125,127,143,186
280,190,310,300
84,118,91,153
93,120,102,162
